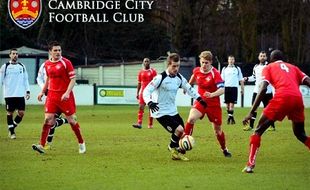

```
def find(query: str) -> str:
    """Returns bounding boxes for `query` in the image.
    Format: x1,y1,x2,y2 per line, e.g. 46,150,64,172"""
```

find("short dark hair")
48,41,61,51
167,53,180,64
270,50,284,62
259,51,266,54
9,48,18,54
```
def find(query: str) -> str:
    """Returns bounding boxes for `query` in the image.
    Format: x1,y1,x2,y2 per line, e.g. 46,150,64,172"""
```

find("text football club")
8,0,42,29
48,0,154,23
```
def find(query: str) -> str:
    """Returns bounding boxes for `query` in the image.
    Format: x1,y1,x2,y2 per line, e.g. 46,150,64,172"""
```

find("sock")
304,137,310,150
47,127,56,143
270,121,275,128
40,124,52,147
7,115,15,134
227,110,234,119
71,123,84,144
137,109,144,125
247,134,261,167
184,122,194,135
148,112,153,126
55,117,65,127
216,131,226,150
170,133,180,148
250,111,257,128
14,115,23,127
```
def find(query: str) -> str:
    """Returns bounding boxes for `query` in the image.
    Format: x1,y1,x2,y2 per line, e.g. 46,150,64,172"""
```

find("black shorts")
5,97,26,112
156,114,184,133
224,87,238,104
252,93,273,107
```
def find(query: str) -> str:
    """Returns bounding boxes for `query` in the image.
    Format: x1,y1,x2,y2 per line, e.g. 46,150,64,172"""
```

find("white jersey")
143,70,200,118
247,62,273,93
36,62,47,89
221,65,243,87
0,61,30,98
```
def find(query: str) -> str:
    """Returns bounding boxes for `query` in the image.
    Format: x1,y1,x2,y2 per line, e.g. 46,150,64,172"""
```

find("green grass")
0,105,309,190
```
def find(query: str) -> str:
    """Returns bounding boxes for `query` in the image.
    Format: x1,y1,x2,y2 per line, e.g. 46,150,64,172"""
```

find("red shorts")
45,91,76,116
263,96,305,122
193,100,222,125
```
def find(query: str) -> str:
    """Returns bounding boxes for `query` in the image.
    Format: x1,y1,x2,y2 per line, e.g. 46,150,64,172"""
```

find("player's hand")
196,97,207,108
136,94,139,100
37,92,44,102
148,101,159,113
204,91,213,98
61,93,70,101
242,113,253,126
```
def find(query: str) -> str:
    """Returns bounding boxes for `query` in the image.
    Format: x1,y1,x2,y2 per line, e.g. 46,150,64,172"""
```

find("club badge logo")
8,0,42,29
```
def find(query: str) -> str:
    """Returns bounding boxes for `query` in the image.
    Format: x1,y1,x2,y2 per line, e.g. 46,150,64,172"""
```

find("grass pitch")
0,105,309,190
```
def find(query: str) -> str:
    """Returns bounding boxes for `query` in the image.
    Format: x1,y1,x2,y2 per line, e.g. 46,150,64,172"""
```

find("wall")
1,85,309,108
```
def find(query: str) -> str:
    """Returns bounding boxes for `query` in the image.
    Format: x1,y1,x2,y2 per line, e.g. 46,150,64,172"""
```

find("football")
179,135,195,151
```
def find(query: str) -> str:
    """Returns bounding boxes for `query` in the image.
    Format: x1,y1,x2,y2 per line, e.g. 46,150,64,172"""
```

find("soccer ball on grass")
179,135,195,151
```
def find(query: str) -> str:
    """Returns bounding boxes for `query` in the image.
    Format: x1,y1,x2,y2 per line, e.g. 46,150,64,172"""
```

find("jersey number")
280,63,289,73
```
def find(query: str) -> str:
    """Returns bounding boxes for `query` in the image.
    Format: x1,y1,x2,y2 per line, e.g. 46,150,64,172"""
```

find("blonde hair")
199,51,213,61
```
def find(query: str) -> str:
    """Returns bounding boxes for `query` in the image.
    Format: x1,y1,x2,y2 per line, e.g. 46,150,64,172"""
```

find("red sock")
71,123,84,144
216,131,226,150
40,124,52,146
137,109,144,125
305,137,310,150
184,122,194,135
247,134,261,167
148,112,153,126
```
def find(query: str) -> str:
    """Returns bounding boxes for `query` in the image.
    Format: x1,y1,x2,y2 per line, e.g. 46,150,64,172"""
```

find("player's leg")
292,121,310,150
148,111,153,129
66,113,85,153
263,93,276,131
13,97,26,129
6,111,15,139
32,113,55,154
157,115,188,161
227,103,235,124
54,112,68,127
46,113,68,147
208,107,231,157
184,107,203,135
133,103,145,129
243,114,273,173
5,98,18,138
213,123,231,157
245,93,257,131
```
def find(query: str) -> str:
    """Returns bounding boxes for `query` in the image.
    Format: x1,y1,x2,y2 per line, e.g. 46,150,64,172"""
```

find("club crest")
8,0,42,29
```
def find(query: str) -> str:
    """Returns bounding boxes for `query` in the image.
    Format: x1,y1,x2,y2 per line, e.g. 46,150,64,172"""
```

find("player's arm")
136,82,141,99
23,65,30,100
0,64,4,85
183,74,195,94
244,67,256,82
243,81,268,125
302,76,310,87
143,76,161,113
61,77,76,101
205,82,224,98
38,77,49,102
36,64,46,89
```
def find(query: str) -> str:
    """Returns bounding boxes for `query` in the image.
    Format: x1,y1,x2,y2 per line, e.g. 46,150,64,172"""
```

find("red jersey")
193,67,224,107
45,57,76,92
138,68,157,90
262,61,307,98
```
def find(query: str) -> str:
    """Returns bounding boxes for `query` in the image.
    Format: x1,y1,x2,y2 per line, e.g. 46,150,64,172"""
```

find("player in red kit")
32,41,86,154
242,50,310,173
132,58,157,129
184,51,232,157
